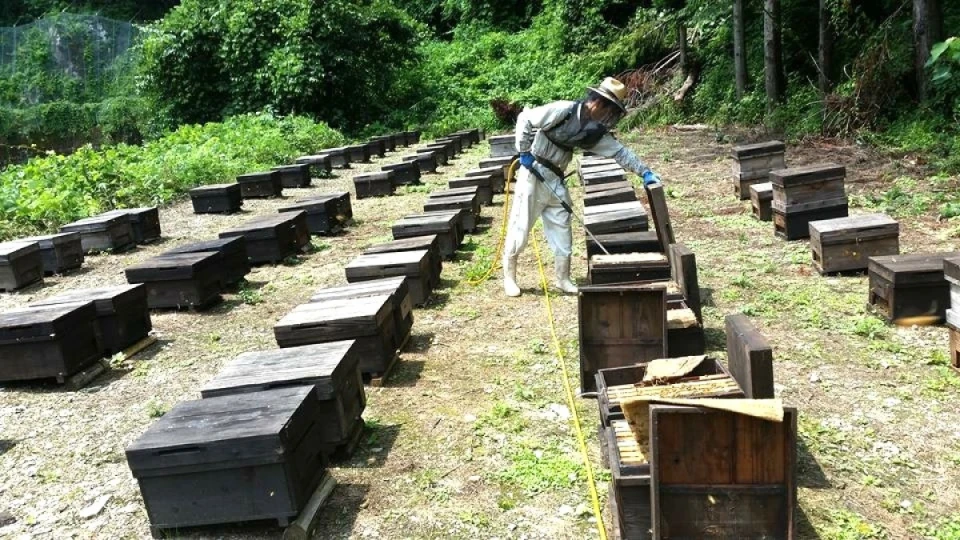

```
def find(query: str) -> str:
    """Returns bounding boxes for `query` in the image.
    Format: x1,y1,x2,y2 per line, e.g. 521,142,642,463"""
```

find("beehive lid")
219,212,303,240
125,252,220,282
164,236,246,257
365,235,438,255
346,250,429,277
60,213,129,233
190,183,239,194
381,161,417,172
20,232,81,249
810,213,899,244
869,252,955,285
769,164,845,187
32,284,145,315
731,140,785,159
0,240,40,263
276,296,392,331
354,172,393,182
236,171,277,183
464,167,502,178
0,301,96,342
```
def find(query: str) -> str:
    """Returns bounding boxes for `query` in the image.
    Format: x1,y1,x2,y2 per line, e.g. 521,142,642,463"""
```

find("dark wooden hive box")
465,167,505,194
322,147,351,169
585,180,633,194
586,231,661,258
189,183,243,214
868,252,954,323
32,284,151,355
125,252,223,310
403,130,422,145
725,314,775,399
424,194,479,233
667,304,705,358
584,202,650,235
392,213,461,260
578,283,667,394
60,213,135,254
331,191,353,220
606,420,652,539
100,207,161,244
750,182,774,221
200,340,366,454
668,243,702,323
583,170,628,186
345,144,371,163
770,164,848,240
163,236,251,287
364,235,442,286
381,161,422,186
585,185,638,207
19,232,84,275
295,154,332,176
448,177,493,206
477,156,515,181
365,138,386,158
435,136,462,154
773,204,849,241
809,213,899,274
237,171,283,199
401,153,439,173
0,241,44,292
310,277,414,350
423,141,456,161
731,140,786,200
275,296,397,376
420,210,467,247
353,172,395,199
219,212,310,264
125,387,326,536
650,404,798,540
0,302,101,383
488,135,516,158
279,195,344,235
418,146,449,166
271,164,312,188
346,250,434,306
588,253,670,285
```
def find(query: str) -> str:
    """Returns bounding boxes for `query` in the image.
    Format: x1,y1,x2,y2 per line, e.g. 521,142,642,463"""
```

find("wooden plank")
725,314,775,399
669,244,701,323
644,183,675,255
283,473,337,540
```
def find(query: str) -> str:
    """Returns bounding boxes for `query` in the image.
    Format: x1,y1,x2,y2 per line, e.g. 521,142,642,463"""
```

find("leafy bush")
0,112,344,240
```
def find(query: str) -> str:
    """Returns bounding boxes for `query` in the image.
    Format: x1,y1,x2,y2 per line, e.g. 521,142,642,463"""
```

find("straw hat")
588,77,628,112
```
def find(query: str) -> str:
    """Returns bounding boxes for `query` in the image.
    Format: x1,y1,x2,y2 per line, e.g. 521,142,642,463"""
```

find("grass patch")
820,509,888,539
495,445,581,494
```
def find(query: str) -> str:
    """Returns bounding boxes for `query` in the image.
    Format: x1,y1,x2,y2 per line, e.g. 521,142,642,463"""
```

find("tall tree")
733,0,748,98
913,0,944,100
818,0,833,94
763,0,785,111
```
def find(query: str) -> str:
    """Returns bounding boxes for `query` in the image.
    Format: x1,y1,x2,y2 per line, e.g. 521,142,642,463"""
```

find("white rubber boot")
555,256,578,294
503,256,521,297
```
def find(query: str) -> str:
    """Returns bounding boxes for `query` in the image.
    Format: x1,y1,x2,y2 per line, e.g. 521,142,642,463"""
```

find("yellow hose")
464,159,519,286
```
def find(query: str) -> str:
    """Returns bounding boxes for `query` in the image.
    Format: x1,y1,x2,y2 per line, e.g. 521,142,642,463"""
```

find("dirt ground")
0,129,958,539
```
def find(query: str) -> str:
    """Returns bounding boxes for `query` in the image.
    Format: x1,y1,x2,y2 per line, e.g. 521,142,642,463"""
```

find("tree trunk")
733,0,748,98
818,0,833,94
763,0,785,112
677,22,689,76
913,0,944,101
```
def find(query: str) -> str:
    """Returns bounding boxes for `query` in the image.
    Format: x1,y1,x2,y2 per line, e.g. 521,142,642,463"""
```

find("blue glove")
642,170,662,186
519,152,535,170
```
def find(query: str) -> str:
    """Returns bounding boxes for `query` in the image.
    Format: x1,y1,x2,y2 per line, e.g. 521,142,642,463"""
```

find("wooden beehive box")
323,147,351,168
19,232,84,275
596,357,742,425
279,196,343,235
606,420,652,540
380,134,398,151
32,284,151,355
236,171,283,199
809,213,899,274
419,146,449,165
585,180,632,194
578,283,668,393
295,154,332,176
310,277,414,350
201,340,366,455
425,194,479,233
402,152,438,174
868,252,954,323
403,130,422,145
125,252,223,310
585,185,638,207
126,387,326,536
392,213,461,260
731,140,786,200
589,253,670,285
667,304,704,358
488,135,516,158
271,164,312,188
60,213,136,253
353,171,395,199
649,404,798,539
477,156,514,180
381,161,422,186
750,182,774,221
366,138,386,157
189,183,243,214
584,202,649,235
448,176,493,206
0,302,101,383
163,236,251,287
668,243,702,323
100,207,161,244
419,210,466,248
770,164,848,240
364,235,442,286
465,167,506,194
274,296,397,377
345,144,370,163
725,314,775,399
0,241,44,292
586,231,661,258
583,169,628,186
346,250,433,306
219,212,310,264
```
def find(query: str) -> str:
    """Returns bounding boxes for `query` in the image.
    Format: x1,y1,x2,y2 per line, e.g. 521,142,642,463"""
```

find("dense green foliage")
0,112,343,239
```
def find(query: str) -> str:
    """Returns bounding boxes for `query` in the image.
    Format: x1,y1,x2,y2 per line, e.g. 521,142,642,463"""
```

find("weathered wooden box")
126,387,326,536
586,231,661,258
279,196,344,235
346,250,434,306
32,284,151,355
331,191,353,221
584,202,649,235
750,182,774,221
582,169,628,186
163,236,251,287
437,136,463,154
731,140,786,200
448,176,493,206
771,164,848,240
578,283,667,394
585,180,632,195
364,235,442,287
868,252,954,323
365,138,386,158
237,171,283,199
189,183,243,214
606,420,652,540
322,147,351,169
488,135,516,158
402,152,439,174
668,243,702,323
650,404,798,539
275,296,397,377
60,213,136,253
403,130,422,145
725,314,775,399
125,252,223,310
310,277,414,350
809,213,899,274
0,241,44,292
100,207,161,244
0,302,101,383
295,154,332,176
200,340,366,455
271,164,312,188
425,194,479,233
585,185,638,207
589,253,670,285
667,305,704,357
381,161,422,186
419,210,466,249
392,213,461,260
419,146,449,165
354,172,395,199
465,167,505,194
219,212,310,264
19,232,84,275
346,144,371,163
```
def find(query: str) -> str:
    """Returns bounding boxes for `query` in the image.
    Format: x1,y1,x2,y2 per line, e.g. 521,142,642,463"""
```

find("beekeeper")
503,77,661,297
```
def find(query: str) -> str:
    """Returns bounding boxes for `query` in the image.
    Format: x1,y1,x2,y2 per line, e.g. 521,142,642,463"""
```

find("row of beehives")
122,128,490,537
733,140,960,370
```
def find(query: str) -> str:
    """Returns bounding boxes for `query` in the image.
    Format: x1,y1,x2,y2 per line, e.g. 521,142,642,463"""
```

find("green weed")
146,400,168,418
237,282,263,305
820,509,888,539
495,445,581,494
